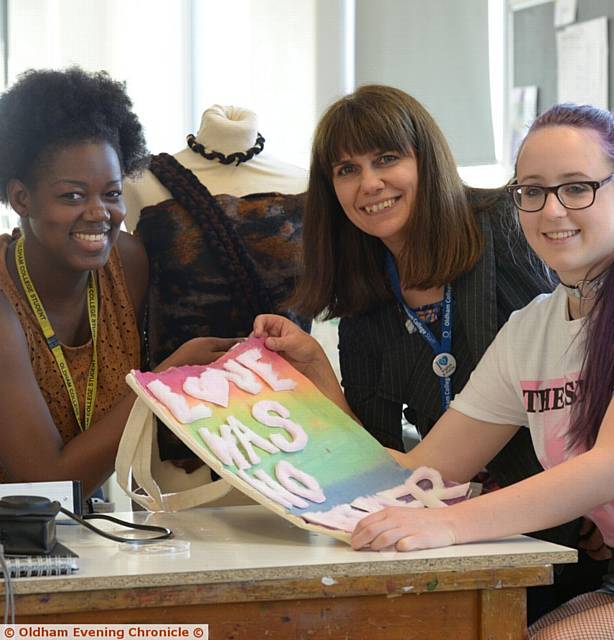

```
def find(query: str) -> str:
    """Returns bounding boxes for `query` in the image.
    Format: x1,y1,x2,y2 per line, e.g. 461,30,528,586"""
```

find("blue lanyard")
385,253,455,411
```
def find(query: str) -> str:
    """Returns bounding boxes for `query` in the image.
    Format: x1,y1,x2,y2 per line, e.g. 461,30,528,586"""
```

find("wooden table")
3,505,576,639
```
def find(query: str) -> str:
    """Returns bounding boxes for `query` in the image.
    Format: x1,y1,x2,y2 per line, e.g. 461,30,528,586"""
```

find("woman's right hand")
252,314,327,374
253,314,354,416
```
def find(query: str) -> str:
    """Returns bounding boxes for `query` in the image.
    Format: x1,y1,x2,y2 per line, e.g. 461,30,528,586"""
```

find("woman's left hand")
155,337,240,371
351,506,457,552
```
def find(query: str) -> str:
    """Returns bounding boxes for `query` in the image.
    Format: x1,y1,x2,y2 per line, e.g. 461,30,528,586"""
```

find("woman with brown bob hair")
257,85,607,620
295,84,483,318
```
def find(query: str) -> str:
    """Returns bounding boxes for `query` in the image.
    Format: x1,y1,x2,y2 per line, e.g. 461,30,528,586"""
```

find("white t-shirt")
451,285,614,544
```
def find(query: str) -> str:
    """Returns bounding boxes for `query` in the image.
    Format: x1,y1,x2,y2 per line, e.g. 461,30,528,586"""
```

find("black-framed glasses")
506,172,614,212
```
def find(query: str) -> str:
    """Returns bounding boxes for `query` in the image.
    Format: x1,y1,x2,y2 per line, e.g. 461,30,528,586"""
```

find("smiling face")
516,125,614,285
10,140,125,274
331,150,418,257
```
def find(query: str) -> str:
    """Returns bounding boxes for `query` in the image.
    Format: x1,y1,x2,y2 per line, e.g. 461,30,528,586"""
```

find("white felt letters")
251,400,308,452
236,348,297,391
150,350,324,511
303,467,472,532
226,415,280,464
147,380,212,423
275,460,325,503
222,360,262,394
237,469,310,509
377,466,470,508
198,425,250,470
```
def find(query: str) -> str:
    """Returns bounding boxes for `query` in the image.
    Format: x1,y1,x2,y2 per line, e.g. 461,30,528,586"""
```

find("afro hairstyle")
0,66,149,203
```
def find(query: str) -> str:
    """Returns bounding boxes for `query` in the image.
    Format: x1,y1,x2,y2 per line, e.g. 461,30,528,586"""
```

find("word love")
147,347,296,424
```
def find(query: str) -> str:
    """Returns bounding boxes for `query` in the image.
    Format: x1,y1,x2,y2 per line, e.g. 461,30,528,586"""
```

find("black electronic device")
0,492,173,555
0,495,61,555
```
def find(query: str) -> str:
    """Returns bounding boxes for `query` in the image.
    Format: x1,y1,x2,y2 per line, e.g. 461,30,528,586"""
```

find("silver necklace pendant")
561,272,607,300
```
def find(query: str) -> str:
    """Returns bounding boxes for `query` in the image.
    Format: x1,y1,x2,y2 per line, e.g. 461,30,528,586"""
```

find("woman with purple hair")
256,103,614,637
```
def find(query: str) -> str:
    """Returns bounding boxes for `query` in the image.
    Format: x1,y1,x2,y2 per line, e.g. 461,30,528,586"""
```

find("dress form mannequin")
124,105,307,231
127,107,307,502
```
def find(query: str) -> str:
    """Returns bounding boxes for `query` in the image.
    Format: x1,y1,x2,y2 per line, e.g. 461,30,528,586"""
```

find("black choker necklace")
186,132,265,166
560,271,607,300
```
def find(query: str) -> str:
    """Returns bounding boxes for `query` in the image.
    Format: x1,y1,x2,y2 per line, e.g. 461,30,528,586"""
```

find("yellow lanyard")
15,236,98,432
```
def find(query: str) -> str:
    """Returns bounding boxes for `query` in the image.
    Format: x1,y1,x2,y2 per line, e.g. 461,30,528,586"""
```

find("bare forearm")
448,448,614,544
8,337,238,497
36,391,136,497
397,410,519,484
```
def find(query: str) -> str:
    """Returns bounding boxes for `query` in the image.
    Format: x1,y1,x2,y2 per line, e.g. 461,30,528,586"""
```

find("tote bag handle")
115,397,232,511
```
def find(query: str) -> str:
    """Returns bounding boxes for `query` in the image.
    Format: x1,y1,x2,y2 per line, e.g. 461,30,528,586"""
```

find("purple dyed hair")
523,104,614,450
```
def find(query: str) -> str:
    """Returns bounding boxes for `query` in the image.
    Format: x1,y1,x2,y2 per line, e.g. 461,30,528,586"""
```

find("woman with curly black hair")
0,67,235,497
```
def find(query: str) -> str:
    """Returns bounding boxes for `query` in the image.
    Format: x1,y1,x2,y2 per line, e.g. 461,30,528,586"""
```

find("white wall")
192,0,319,168
8,0,193,154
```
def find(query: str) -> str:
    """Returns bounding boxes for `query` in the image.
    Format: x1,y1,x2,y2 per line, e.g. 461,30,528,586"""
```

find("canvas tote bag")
115,338,471,542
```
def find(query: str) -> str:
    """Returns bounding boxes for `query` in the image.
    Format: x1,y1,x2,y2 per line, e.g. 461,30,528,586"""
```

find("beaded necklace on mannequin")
186,131,265,166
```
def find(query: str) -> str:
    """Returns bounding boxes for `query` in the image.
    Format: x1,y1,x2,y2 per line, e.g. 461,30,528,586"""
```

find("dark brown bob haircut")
291,84,483,319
